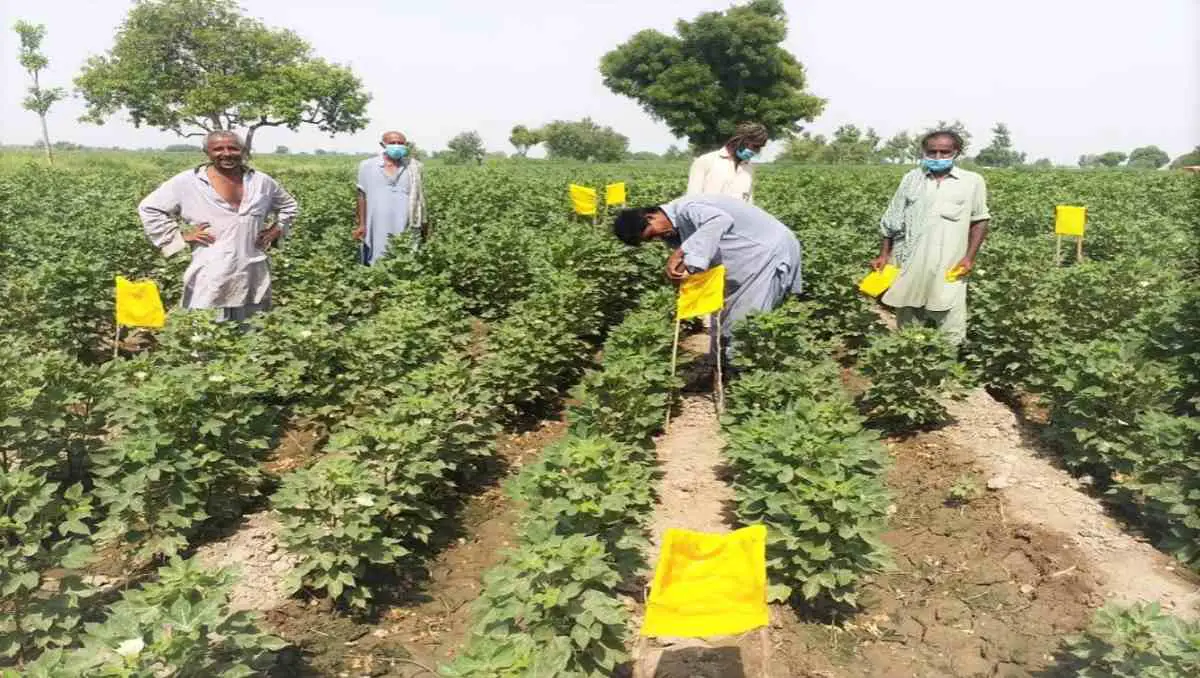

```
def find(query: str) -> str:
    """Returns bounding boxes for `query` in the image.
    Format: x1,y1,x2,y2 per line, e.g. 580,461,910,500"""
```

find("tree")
880,131,915,164
822,125,880,164
445,131,486,165
75,0,370,153
1032,158,1053,168
913,119,973,157
1169,146,1200,169
662,145,690,161
537,118,629,162
974,122,1026,168
1078,154,1101,168
163,143,202,152
1127,145,1170,169
776,131,827,163
1096,151,1128,167
599,0,824,149
274,145,289,155
509,124,542,157
13,21,66,165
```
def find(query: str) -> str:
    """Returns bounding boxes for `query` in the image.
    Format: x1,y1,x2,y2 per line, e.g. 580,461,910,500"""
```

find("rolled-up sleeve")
271,180,299,236
679,203,735,271
138,176,187,257
970,175,991,222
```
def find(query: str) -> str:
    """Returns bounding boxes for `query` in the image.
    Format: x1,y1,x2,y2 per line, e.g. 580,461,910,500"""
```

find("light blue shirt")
356,155,425,264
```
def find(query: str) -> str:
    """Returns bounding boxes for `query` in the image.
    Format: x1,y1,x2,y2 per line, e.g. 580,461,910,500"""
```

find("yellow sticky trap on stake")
115,276,166,328
569,184,598,216
641,525,769,638
1055,205,1087,236
605,182,627,206
858,264,899,297
676,265,726,319
945,265,966,282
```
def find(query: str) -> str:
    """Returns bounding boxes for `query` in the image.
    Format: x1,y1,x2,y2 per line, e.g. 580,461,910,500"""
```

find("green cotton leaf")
766,583,792,602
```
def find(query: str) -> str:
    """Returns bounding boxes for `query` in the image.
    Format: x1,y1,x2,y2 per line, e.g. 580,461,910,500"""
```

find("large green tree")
599,0,824,149
1169,146,1200,169
880,131,915,164
508,125,541,157
1096,151,1128,167
912,119,973,157
13,21,65,165
537,118,628,162
823,125,880,164
974,122,1026,167
777,131,827,163
75,0,369,152
1127,145,1170,169
444,131,486,165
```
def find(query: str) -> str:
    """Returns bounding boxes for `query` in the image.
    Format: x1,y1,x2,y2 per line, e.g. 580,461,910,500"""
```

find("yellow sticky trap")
605,182,627,205
569,184,598,216
858,264,899,297
1055,205,1086,236
676,265,726,320
115,276,166,328
641,525,769,638
945,265,966,282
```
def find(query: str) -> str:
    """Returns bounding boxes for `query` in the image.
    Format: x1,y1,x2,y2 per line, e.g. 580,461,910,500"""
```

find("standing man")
685,122,769,203
354,130,427,264
138,130,298,323
871,129,990,346
613,195,802,366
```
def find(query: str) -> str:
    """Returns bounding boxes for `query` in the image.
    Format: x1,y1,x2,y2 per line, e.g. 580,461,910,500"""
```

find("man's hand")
870,254,889,272
352,224,366,241
951,256,974,278
182,223,215,246
256,225,282,249
666,249,689,282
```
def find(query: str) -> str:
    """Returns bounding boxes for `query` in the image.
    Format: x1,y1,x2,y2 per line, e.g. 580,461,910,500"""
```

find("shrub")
859,326,965,432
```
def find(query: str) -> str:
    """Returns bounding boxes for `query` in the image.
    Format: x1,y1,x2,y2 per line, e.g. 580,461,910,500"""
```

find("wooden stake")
1075,235,1083,263
112,324,121,359
1055,234,1062,266
665,317,683,430
713,314,726,415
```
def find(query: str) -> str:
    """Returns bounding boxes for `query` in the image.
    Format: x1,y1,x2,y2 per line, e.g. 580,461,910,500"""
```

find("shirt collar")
717,147,733,160
194,164,254,184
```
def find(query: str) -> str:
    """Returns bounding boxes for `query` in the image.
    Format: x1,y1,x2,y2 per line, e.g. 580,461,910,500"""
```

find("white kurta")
686,148,755,203
138,166,299,317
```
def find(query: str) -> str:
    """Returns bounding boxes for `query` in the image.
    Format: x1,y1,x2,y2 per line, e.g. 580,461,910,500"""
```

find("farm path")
942,388,1200,619
627,332,772,678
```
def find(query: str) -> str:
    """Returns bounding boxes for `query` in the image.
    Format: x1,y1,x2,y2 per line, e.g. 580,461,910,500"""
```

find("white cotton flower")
208,374,227,383
134,371,149,380
354,494,375,507
299,330,313,339
191,334,204,343
1139,280,1150,288
116,637,145,657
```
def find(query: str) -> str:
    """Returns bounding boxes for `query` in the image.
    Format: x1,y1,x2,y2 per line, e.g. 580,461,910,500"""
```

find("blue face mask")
922,157,954,173
384,144,408,160
735,147,756,161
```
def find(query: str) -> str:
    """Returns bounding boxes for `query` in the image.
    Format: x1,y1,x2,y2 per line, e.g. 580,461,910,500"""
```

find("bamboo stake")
1055,234,1062,266
714,314,726,415
1075,234,1083,263
112,324,120,359
664,317,683,430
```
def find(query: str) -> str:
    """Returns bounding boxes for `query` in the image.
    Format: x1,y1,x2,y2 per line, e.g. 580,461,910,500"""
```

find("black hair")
612,207,660,246
921,129,964,152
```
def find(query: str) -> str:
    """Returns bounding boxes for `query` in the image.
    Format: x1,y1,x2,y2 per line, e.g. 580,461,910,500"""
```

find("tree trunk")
40,114,53,166
244,125,257,157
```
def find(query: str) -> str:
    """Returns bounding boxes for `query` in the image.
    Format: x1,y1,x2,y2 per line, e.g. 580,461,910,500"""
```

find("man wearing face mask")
138,130,298,323
871,129,990,346
685,122,768,203
354,130,428,264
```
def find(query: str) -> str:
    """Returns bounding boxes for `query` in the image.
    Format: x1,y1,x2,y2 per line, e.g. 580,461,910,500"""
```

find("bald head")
204,130,244,152
381,131,407,145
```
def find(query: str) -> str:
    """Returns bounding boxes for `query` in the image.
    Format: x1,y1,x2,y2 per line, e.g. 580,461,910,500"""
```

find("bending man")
354,130,428,264
138,131,298,322
613,195,802,366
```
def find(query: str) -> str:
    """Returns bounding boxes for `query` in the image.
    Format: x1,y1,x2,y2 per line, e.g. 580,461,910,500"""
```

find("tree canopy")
13,20,65,163
599,0,824,149
1169,146,1200,169
508,125,542,157
74,0,370,152
537,118,628,162
444,131,486,165
975,123,1026,168
1127,145,1170,169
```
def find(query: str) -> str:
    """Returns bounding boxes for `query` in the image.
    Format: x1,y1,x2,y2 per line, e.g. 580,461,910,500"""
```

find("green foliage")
536,119,628,163
74,0,369,152
599,0,824,148
1128,145,1171,169
93,356,277,561
947,475,982,505
723,362,846,424
728,299,832,372
1169,146,1200,169
859,327,965,432
444,131,487,165
12,20,65,153
443,534,628,678
1045,602,1200,677
509,124,542,157
0,473,95,664
1118,412,1200,566
975,122,1026,168
15,557,285,677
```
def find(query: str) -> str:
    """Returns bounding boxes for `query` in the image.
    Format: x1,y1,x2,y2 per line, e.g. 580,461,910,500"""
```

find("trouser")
710,266,795,367
895,299,968,346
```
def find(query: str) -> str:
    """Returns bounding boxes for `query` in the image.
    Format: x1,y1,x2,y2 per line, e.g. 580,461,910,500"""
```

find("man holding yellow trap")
613,195,803,367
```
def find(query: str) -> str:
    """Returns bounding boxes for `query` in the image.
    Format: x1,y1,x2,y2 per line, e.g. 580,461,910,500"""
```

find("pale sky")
1,0,1197,164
